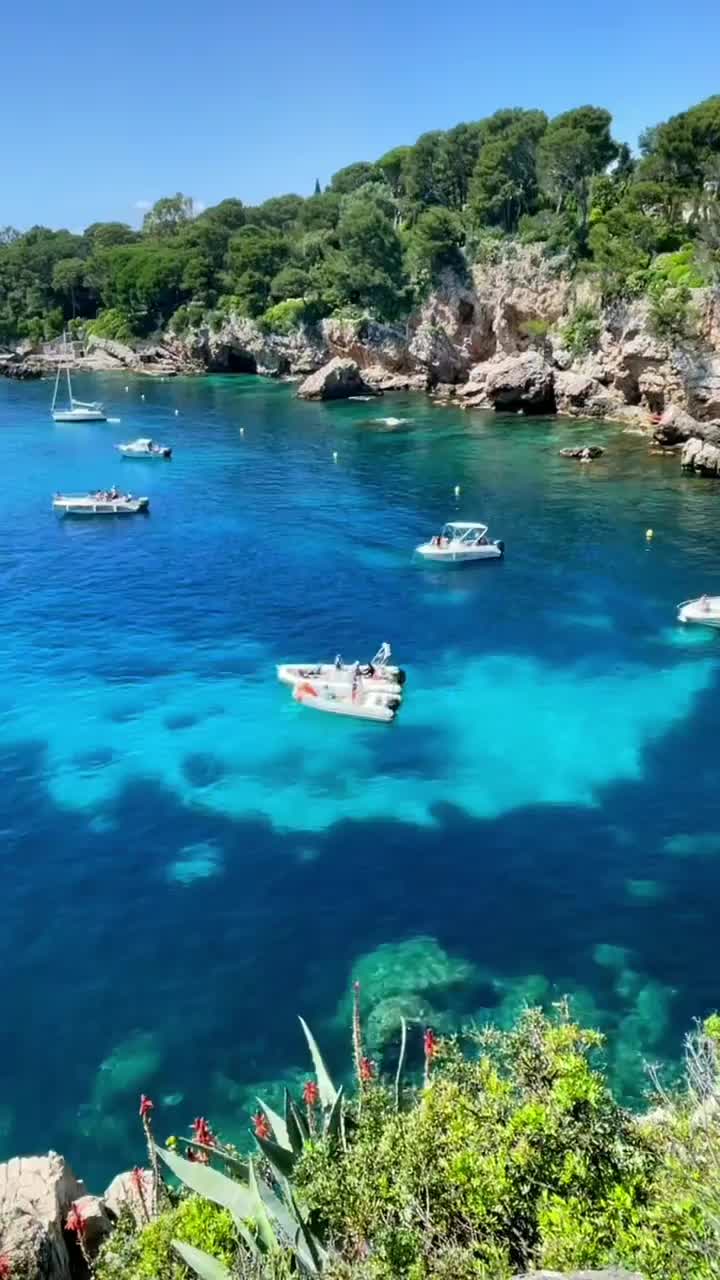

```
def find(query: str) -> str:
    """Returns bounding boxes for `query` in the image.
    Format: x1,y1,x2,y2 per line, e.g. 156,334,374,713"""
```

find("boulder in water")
559,445,604,460
297,357,381,401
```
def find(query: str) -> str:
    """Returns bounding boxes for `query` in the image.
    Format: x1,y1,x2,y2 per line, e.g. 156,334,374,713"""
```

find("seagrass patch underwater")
1,372,720,1185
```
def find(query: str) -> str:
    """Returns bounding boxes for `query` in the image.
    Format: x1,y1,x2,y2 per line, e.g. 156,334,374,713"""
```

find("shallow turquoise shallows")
1,372,719,1184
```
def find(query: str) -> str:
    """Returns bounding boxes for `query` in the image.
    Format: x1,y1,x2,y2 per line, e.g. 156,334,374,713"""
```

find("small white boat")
51,335,107,422
277,643,405,694
117,438,172,458
292,678,400,722
416,521,504,563
677,596,720,629
53,490,149,517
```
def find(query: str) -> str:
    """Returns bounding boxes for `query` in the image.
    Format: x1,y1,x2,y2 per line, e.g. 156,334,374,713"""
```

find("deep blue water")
1,372,720,1186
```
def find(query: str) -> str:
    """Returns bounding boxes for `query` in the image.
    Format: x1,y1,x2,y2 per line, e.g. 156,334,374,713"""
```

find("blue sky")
3,0,719,231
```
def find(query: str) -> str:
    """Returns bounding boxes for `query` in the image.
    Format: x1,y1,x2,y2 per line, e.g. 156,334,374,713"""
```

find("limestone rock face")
297,356,380,401
324,316,411,375
0,1153,84,1280
186,316,324,378
104,1168,154,1228
483,351,556,413
681,436,720,475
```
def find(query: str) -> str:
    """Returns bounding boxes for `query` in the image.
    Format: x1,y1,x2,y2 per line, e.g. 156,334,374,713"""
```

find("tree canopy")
1,93,719,343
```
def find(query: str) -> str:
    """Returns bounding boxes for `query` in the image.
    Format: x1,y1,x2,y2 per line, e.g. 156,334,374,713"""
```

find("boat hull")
52,411,107,423
118,446,172,458
53,496,149,517
678,597,720,628
293,687,397,722
416,541,503,562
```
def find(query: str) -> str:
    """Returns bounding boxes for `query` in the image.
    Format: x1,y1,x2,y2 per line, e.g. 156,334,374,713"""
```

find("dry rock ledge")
296,356,381,401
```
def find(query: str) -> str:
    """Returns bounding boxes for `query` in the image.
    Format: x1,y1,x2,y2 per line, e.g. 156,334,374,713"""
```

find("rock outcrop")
0,1153,84,1279
297,357,380,401
483,351,556,413
681,436,720,475
104,1168,154,1228
560,445,604,460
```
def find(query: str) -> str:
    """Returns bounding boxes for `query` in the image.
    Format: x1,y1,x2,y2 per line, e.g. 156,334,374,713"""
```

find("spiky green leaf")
288,1185,328,1274
172,1241,231,1280
256,1097,291,1150
298,1016,337,1107
285,1090,309,1153
325,1085,344,1139
156,1145,254,1226
255,1132,297,1179
248,1159,279,1253
258,1180,324,1276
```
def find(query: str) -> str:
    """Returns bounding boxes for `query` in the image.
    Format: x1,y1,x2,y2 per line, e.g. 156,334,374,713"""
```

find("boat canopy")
442,521,489,541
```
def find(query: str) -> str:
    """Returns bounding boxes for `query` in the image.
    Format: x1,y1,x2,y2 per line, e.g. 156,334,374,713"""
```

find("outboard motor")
495,540,505,556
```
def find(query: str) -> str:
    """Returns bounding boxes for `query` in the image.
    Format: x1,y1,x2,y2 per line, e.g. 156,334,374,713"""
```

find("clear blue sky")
3,0,719,231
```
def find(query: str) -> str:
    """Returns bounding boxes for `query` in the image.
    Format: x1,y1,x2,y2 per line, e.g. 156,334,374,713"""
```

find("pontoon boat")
117,438,172,458
277,643,405,693
53,490,149,516
677,596,720,629
416,522,504,562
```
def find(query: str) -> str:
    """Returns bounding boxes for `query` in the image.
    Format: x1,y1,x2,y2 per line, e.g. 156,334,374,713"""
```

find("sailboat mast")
64,333,73,407
51,364,61,412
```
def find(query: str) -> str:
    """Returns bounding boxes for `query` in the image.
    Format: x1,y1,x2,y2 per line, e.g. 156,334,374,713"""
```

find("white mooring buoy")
174,409,179,416
333,451,338,462
454,484,461,497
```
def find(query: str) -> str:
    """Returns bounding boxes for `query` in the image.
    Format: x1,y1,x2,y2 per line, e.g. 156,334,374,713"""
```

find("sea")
1,371,719,1187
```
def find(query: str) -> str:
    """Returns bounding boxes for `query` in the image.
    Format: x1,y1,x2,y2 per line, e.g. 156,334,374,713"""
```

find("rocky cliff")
5,244,720,444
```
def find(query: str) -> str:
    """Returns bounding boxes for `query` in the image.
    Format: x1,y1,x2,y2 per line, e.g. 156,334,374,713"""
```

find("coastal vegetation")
1,96,719,345
70,999,720,1280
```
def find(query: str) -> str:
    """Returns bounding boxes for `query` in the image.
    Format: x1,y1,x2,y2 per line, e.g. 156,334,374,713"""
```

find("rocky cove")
5,244,720,473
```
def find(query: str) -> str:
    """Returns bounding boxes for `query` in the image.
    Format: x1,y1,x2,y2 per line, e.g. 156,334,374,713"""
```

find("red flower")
0,1255,11,1278
359,1056,375,1083
191,1116,216,1149
303,1080,320,1107
423,1028,438,1062
138,1094,154,1119
253,1110,271,1140
66,1203,87,1238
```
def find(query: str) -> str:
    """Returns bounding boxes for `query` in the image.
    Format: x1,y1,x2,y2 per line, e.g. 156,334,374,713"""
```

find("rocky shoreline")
3,245,720,471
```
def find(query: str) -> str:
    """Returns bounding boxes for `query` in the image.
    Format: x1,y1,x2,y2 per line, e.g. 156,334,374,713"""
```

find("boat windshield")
442,523,488,543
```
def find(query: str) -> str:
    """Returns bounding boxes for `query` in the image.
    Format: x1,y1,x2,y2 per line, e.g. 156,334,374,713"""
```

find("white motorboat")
53,490,149,516
677,596,720,629
117,438,172,458
51,335,107,422
292,678,401,723
277,643,405,694
416,521,504,563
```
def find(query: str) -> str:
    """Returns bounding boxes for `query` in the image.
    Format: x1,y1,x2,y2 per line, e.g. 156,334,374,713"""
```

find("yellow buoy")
646,528,654,541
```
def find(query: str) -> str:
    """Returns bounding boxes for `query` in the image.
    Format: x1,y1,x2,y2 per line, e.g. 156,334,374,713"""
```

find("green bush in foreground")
92,1005,720,1280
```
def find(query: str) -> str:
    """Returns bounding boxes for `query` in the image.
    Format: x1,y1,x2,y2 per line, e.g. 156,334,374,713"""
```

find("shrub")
562,304,602,356
86,307,134,341
261,297,314,335
647,277,694,340
96,1196,236,1280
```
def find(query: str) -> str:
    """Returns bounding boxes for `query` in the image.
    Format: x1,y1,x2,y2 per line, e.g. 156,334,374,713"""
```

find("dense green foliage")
91,1006,720,1280
2,95,720,345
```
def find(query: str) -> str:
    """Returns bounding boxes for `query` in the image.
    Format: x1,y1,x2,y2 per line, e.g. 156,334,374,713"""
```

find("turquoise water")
1,373,719,1184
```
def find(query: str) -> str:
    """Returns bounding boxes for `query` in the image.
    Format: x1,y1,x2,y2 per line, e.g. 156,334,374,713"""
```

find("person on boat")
701,594,711,612
334,654,343,669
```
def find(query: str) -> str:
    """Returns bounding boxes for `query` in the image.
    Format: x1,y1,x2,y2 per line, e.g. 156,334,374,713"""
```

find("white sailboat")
51,336,107,422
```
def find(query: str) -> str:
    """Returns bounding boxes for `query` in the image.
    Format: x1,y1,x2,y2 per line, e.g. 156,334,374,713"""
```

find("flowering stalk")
423,1028,438,1089
0,1255,11,1278
130,1166,150,1224
303,1080,319,1135
66,1202,92,1274
188,1116,216,1164
359,1056,375,1084
139,1094,160,1217
352,981,364,1087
